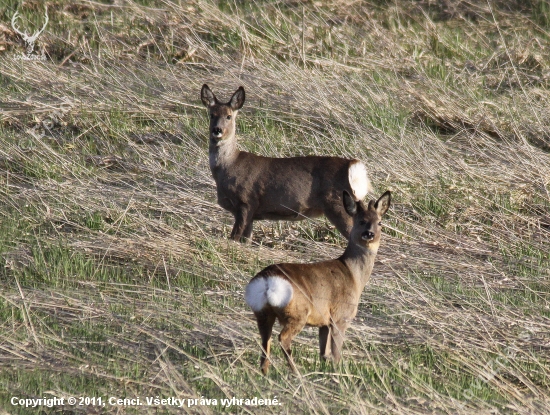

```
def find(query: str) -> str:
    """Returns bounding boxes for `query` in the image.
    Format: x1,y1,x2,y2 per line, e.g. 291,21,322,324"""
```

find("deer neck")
341,241,379,288
209,132,239,171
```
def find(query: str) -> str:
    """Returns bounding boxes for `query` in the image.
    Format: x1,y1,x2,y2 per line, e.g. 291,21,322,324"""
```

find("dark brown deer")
245,190,391,374
201,84,371,242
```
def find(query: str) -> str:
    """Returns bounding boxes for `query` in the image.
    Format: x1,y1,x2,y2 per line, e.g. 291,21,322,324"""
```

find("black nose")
212,127,222,135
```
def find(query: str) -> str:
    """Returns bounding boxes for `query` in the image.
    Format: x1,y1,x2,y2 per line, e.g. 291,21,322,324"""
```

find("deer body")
202,84,370,242
245,190,391,374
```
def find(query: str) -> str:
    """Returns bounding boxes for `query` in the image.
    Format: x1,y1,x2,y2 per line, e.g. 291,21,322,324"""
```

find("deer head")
201,84,245,143
11,7,49,56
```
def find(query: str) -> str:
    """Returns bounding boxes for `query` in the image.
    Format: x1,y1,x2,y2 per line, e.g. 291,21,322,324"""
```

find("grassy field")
1,0,549,413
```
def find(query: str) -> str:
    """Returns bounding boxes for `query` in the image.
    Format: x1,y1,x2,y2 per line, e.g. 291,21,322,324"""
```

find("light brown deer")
245,190,391,374
201,84,371,242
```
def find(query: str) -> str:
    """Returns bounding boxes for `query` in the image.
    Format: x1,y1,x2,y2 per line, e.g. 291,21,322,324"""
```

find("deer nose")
361,231,375,241
212,127,222,136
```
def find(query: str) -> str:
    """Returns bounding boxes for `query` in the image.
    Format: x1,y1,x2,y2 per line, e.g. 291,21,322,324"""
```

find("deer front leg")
319,325,332,360
329,320,350,364
230,205,255,243
242,220,254,241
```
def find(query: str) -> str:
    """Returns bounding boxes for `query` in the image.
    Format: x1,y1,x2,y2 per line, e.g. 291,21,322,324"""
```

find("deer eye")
227,115,231,120
378,222,382,226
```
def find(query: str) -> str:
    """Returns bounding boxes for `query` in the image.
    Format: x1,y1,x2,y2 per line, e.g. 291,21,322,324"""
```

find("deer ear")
343,191,357,216
374,191,391,217
229,86,245,110
201,84,217,107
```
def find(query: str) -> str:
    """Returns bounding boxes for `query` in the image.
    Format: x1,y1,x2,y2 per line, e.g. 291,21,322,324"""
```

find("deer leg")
242,220,254,241
230,206,255,243
329,320,350,364
279,318,307,374
324,204,353,240
319,325,332,360
257,311,276,375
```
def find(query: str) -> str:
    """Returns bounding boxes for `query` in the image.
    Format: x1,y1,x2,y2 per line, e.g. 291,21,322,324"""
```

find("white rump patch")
348,160,371,201
265,276,293,308
245,276,293,312
245,278,268,312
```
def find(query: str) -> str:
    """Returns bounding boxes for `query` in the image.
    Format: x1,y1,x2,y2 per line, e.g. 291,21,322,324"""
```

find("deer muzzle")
211,127,223,139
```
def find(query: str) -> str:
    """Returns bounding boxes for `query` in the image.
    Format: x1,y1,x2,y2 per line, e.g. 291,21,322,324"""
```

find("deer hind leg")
230,205,255,243
257,311,276,375
319,325,332,360
278,317,307,374
324,204,353,239
329,320,350,364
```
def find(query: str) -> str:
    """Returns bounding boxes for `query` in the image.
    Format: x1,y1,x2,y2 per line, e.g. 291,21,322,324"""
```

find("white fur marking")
348,161,370,201
245,276,293,312
265,276,293,308
367,240,380,252
245,278,267,312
